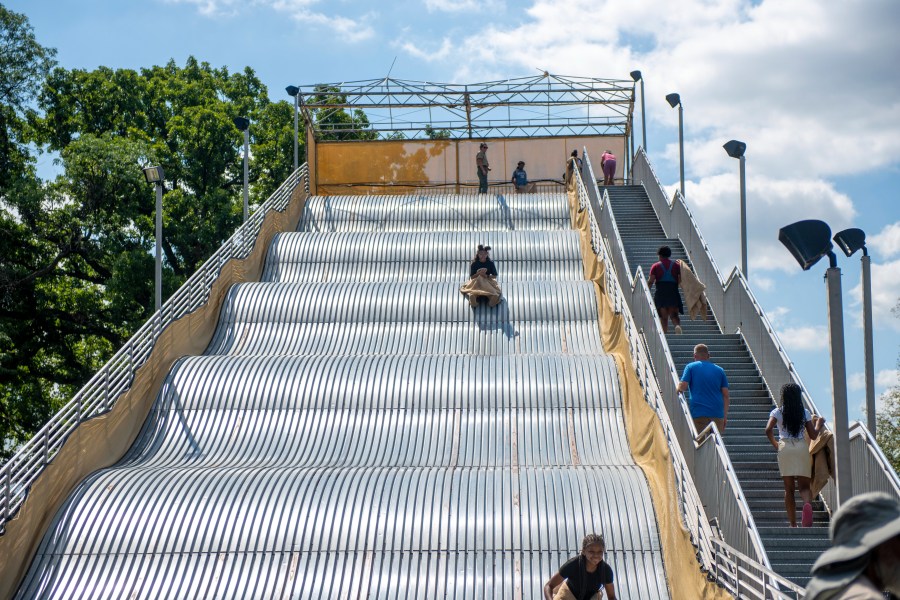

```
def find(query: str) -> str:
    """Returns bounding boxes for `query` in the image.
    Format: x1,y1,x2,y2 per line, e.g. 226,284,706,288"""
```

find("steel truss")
295,73,635,141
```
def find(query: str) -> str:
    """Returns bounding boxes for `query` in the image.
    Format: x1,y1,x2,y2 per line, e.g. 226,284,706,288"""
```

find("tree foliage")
875,300,900,475
1,6,303,458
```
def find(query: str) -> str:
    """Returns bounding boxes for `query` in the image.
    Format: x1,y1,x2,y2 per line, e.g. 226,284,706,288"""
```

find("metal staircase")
605,184,831,587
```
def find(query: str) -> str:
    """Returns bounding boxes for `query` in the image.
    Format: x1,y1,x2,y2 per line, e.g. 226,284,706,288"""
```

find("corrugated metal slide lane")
15,193,672,599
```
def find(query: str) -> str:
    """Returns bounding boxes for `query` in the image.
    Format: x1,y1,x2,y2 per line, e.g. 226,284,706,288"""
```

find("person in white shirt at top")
765,382,825,528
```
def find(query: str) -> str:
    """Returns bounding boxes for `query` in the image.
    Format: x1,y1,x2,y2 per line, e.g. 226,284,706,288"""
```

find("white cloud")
765,306,790,326
847,259,900,332
398,0,900,179
166,0,373,41
779,325,829,351
869,222,900,259
424,0,503,12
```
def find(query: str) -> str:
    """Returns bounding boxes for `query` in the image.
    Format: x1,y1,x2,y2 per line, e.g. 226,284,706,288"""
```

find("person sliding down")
459,244,501,307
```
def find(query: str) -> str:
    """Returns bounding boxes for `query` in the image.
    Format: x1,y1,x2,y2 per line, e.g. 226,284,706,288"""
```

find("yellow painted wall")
315,136,626,195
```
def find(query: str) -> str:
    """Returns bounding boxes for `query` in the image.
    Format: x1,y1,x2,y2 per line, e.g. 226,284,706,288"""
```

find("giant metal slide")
13,192,671,598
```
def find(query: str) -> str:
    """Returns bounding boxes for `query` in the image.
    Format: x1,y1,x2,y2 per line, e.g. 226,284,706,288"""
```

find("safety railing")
0,165,309,530
576,153,798,597
632,148,900,510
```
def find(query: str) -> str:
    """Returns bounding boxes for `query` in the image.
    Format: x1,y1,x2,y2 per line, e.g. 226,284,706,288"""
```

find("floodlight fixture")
143,166,165,184
723,140,749,277
778,218,853,507
667,92,685,196
629,70,647,155
233,117,250,132
833,228,867,257
777,219,835,270
723,140,746,159
834,227,875,435
286,86,300,171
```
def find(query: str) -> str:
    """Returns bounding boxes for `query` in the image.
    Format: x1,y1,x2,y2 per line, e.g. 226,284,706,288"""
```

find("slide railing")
579,154,802,597
0,165,309,531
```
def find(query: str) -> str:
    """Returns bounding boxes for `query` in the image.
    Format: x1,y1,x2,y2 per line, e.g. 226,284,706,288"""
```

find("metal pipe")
825,265,853,506
293,93,299,172
155,183,162,312
739,155,748,279
677,103,685,198
861,253,875,435
242,128,250,222
640,78,646,153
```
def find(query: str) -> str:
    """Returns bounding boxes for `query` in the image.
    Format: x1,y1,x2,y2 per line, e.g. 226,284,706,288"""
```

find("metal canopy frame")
296,73,635,141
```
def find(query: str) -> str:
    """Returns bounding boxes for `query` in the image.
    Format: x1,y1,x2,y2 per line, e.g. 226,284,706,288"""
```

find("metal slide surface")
16,193,670,599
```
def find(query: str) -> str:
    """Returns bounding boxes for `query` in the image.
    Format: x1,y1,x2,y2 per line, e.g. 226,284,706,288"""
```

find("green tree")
3,46,302,458
309,84,378,141
875,300,900,475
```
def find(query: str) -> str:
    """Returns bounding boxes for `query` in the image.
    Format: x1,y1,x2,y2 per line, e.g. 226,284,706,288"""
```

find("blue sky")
9,0,900,423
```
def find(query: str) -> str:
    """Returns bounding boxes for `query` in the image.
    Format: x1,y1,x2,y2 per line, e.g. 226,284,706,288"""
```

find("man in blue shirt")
677,343,730,434
511,160,536,193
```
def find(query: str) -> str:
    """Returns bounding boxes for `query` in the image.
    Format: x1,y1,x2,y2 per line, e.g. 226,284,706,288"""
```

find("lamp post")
286,86,300,172
630,70,646,153
666,93,684,197
723,140,748,279
142,166,165,312
778,219,853,507
233,117,250,222
833,228,876,436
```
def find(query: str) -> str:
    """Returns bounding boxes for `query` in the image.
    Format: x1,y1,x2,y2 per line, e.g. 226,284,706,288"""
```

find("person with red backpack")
647,245,683,334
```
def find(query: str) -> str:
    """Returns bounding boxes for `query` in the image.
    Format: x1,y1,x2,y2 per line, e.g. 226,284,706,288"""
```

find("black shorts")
654,281,684,314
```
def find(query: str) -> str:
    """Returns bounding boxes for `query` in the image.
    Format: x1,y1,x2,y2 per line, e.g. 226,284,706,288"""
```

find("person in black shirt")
459,244,501,307
543,534,616,600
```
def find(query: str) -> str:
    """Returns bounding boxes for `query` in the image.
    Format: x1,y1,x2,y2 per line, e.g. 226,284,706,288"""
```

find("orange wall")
315,136,626,195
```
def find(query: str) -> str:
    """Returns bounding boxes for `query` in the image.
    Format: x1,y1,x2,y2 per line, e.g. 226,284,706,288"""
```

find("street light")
778,219,852,508
286,85,300,172
142,166,165,312
666,93,684,197
630,70,646,153
723,140,748,279
834,227,876,436
233,117,250,222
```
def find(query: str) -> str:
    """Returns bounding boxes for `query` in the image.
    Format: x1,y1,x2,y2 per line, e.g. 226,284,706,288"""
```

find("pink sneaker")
801,502,814,527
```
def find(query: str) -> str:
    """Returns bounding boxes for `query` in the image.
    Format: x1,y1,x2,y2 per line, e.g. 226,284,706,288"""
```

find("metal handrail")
632,147,899,510
575,154,796,597
0,165,309,530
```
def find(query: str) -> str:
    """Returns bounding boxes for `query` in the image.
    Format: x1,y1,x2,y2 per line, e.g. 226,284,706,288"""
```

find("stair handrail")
584,152,800,596
574,162,792,597
632,147,900,508
0,164,309,531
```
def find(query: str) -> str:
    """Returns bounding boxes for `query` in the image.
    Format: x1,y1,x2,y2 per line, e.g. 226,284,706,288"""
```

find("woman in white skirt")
765,383,825,527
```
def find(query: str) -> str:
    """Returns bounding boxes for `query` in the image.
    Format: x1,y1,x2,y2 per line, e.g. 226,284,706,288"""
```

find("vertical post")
640,78,646,153
739,155,748,279
155,182,162,312
861,254,876,434
677,104,685,198
825,264,852,506
242,128,250,222
293,93,299,172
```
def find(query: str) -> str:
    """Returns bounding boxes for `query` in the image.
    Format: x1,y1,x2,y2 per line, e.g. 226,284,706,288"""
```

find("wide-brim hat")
806,492,900,597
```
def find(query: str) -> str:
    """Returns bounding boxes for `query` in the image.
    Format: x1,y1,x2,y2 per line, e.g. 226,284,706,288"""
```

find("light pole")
630,70,646,153
233,117,250,222
833,228,876,436
286,85,300,171
142,166,165,312
666,93,684,197
724,140,748,279
778,219,853,507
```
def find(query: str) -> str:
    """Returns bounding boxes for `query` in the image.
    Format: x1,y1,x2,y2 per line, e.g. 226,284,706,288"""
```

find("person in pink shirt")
600,150,616,186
